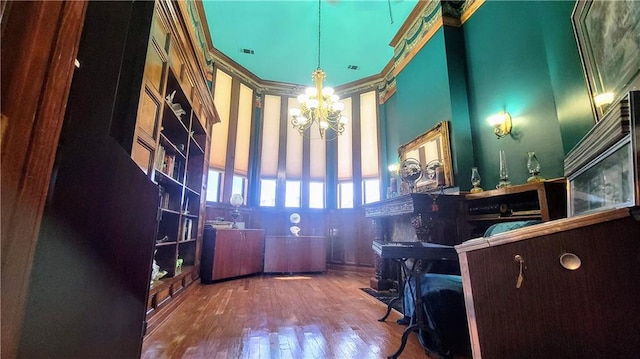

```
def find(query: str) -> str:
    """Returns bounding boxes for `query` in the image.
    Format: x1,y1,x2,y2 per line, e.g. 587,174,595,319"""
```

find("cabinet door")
308,237,327,272
465,215,640,358
212,230,239,280
264,236,288,273
246,230,264,275
238,231,252,276
287,237,311,273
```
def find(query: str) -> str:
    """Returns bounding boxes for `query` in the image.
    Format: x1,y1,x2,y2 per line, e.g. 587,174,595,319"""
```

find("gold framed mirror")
397,121,454,191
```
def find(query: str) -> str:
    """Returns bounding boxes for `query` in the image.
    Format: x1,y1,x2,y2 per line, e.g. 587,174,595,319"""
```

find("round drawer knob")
559,253,581,270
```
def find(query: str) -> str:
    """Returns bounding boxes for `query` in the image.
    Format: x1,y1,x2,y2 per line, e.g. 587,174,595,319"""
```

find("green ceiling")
202,0,419,87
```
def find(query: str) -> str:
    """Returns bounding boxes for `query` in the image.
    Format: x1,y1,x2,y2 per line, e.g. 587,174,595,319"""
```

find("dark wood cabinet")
264,236,327,273
456,208,640,358
201,228,265,282
463,179,567,238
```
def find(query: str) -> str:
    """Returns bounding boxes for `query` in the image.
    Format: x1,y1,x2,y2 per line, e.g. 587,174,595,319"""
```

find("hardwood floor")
141,270,464,359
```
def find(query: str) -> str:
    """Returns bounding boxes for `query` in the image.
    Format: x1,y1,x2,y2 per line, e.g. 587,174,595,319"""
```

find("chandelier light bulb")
322,87,334,96
297,116,309,125
334,102,344,111
308,99,319,109
339,116,348,124
305,87,317,96
319,121,329,129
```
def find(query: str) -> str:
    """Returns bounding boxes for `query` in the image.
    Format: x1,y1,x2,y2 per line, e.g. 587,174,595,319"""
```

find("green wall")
382,1,595,191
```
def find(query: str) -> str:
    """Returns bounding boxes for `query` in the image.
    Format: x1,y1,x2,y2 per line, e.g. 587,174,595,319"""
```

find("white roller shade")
360,91,379,177
337,97,353,181
234,83,253,175
210,69,232,169
260,95,281,177
286,97,303,178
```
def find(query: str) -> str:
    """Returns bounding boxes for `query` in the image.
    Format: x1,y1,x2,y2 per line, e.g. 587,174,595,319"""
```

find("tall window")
309,182,324,209
337,98,353,208
259,179,276,206
285,180,301,207
363,179,380,204
231,175,246,200
206,169,222,202
360,91,380,204
259,95,281,207
338,182,354,209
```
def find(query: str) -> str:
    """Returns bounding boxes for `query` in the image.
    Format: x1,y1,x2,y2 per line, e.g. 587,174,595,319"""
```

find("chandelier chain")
317,0,321,69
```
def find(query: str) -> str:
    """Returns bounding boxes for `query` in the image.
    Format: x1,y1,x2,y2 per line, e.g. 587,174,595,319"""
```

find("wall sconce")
488,111,512,139
593,92,614,108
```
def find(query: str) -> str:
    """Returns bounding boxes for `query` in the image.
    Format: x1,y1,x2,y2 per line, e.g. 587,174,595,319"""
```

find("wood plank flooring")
141,270,461,359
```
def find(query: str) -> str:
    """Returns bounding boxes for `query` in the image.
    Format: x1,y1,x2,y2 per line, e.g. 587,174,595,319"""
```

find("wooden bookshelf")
130,0,217,331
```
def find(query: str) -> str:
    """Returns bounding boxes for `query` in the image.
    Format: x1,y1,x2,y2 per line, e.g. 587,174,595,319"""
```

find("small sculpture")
527,151,544,183
400,158,423,193
151,253,167,285
470,167,483,193
289,212,301,236
496,150,511,188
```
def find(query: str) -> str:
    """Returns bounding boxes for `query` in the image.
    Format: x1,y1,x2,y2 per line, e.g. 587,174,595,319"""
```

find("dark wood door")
18,138,159,359
1,2,87,356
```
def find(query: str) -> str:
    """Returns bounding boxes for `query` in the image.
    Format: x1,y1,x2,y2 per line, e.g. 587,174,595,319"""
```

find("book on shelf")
154,146,166,172
183,196,190,214
181,218,193,241
159,186,170,209
164,154,175,178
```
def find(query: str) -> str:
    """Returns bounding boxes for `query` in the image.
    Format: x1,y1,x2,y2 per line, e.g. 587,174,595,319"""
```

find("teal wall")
382,1,595,191
383,28,474,187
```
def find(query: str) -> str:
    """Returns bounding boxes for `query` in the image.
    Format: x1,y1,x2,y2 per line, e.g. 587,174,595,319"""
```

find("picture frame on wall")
572,0,640,122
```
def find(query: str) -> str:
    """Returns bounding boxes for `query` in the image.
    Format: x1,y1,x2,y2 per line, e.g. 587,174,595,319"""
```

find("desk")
372,241,459,359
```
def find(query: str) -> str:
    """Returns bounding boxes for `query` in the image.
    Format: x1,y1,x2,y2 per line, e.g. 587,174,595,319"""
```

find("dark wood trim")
0,2,87,357
276,96,289,207
222,77,241,203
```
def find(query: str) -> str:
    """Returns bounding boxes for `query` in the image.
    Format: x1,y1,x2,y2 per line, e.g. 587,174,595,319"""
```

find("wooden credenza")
456,208,640,358
201,228,265,283
264,235,327,273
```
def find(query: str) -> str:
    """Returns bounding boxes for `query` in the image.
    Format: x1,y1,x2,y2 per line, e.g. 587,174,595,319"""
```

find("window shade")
260,95,281,177
360,91,379,177
210,69,232,169
233,83,253,175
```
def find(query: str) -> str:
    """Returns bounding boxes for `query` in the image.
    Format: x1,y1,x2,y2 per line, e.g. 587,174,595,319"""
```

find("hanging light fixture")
289,0,348,140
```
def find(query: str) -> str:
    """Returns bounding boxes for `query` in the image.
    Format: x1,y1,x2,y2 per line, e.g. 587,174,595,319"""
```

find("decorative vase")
526,151,545,183
470,167,483,193
497,150,511,188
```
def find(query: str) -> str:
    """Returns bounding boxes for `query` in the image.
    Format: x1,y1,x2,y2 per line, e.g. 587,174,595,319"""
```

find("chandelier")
289,0,348,140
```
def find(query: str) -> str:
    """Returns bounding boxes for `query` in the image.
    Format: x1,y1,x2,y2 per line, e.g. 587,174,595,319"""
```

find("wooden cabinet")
201,228,265,283
264,236,327,273
456,208,640,358
463,179,567,238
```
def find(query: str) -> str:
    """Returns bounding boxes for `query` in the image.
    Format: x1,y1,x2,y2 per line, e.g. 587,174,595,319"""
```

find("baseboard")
327,263,376,275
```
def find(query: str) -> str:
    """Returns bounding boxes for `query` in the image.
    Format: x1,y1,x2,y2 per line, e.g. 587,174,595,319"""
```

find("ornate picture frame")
572,0,640,122
397,121,454,191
